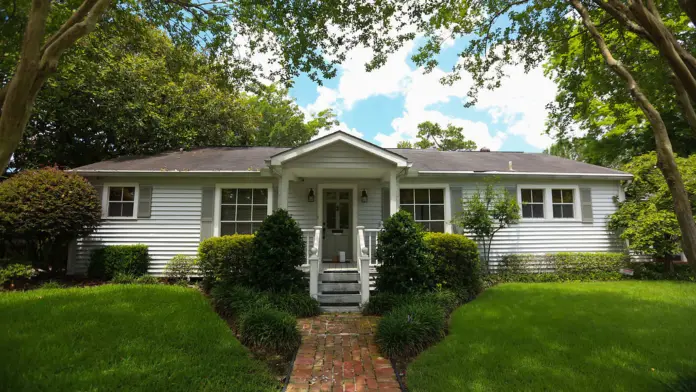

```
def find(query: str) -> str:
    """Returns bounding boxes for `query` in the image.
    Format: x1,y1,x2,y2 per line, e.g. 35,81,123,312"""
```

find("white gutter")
71,169,262,177
417,170,633,179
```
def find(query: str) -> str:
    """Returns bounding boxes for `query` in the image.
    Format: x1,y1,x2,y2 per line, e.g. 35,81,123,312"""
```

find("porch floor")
321,261,358,272
287,314,400,392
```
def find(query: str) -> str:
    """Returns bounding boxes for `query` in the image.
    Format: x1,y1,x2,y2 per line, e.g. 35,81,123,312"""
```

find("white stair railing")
308,226,322,300
364,228,381,267
356,226,370,305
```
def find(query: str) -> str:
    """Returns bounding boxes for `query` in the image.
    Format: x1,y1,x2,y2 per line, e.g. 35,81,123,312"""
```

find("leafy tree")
375,210,435,294
414,121,477,151
0,0,400,172
354,0,696,272
609,153,696,268
0,167,101,272
453,181,520,272
5,18,336,172
396,141,413,149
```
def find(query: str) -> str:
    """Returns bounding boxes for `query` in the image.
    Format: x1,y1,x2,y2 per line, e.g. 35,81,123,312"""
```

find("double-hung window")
520,188,544,219
219,188,269,235
399,188,445,232
552,189,575,219
106,186,137,218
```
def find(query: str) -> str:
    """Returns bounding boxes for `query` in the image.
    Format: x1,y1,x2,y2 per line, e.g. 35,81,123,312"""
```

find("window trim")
102,183,139,219
517,184,581,222
397,183,452,233
213,183,274,236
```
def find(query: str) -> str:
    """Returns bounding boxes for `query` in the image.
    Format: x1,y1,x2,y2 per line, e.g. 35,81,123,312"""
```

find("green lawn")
0,284,278,392
408,281,696,392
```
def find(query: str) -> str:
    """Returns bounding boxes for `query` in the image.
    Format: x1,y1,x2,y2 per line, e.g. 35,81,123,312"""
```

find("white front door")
322,189,352,262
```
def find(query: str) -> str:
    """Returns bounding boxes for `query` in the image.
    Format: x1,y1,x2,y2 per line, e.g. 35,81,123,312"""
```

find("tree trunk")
570,0,696,274
679,0,696,27
671,73,696,137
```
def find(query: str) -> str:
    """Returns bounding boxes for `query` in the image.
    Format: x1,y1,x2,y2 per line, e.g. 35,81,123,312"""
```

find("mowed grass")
0,284,278,392
408,281,696,392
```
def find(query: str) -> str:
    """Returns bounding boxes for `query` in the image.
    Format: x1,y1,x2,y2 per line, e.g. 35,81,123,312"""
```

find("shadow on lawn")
0,286,277,392
407,283,696,392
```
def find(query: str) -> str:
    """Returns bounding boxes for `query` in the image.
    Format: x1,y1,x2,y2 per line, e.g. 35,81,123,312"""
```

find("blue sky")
287,36,558,152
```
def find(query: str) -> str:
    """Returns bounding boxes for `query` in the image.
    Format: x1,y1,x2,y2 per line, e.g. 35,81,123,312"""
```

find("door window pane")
326,202,337,229
339,203,349,229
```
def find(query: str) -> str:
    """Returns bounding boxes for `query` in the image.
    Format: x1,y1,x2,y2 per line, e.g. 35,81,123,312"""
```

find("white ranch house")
68,131,632,311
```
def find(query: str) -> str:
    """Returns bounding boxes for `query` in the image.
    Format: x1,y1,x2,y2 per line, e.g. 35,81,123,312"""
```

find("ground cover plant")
407,281,696,392
0,285,278,392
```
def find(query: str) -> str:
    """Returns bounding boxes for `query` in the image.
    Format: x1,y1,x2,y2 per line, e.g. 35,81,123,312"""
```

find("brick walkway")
286,314,400,392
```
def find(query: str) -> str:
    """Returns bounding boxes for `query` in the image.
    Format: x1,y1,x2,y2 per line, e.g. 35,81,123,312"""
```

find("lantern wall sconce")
307,188,315,203
361,189,368,203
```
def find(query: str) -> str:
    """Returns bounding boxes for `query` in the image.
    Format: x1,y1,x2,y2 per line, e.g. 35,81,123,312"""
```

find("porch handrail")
307,226,322,300
356,226,371,305
364,228,381,266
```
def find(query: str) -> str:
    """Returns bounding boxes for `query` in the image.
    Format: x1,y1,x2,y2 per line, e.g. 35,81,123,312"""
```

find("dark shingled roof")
73,146,628,176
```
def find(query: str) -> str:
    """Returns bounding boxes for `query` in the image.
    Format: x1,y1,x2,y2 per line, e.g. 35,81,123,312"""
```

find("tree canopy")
4,15,336,172
394,121,477,151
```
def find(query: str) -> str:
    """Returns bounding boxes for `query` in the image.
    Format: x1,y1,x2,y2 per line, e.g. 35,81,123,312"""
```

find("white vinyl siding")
448,179,623,268
73,185,202,276
283,141,394,169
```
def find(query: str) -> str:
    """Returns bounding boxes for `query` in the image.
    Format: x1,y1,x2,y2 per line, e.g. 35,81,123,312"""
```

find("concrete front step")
320,305,361,313
320,272,359,283
318,293,361,305
319,282,360,293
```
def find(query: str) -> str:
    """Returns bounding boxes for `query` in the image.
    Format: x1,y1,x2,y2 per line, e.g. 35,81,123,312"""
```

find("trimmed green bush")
210,283,272,319
363,289,460,316
88,245,150,280
0,168,101,272
0,263,35,287
198,235,254,289
248,209,306,293
425,232,482,300
375,301,446,359
238,307,300,356
493,252,630,283
375,210,435,294
134,274,160,284
632,262,695,281
267,292,321,317
164,254,197,282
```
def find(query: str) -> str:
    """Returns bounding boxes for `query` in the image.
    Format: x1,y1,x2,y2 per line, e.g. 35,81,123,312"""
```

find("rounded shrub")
88,244,150,280
238,307,300,356
209,282,272,319
164,254,198,282
267,292,321,317
419,289,460,315
375,301,446,359
375,210,435,294
0,168,101,272
248,209,306,293
425,232,482,300
198,234,254,289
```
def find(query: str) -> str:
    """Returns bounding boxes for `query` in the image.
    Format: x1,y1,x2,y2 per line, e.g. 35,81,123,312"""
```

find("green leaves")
414,121,477,151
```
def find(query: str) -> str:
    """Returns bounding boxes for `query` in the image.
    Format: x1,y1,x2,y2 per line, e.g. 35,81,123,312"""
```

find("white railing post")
357,226,370,305
309,225,322,299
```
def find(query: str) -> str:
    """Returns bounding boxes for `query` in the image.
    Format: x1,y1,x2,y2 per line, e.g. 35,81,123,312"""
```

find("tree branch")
671,72,696,137
41,0,99,52
678,0,696,27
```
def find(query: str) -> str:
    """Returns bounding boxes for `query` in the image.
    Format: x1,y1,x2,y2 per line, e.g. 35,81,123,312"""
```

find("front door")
322,189,352,262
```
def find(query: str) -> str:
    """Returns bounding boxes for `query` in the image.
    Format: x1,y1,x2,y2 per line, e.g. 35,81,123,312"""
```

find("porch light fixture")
307,188,315,203
361,189,368,203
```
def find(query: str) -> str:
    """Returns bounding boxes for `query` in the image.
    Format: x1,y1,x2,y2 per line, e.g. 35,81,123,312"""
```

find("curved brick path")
286,314,400,392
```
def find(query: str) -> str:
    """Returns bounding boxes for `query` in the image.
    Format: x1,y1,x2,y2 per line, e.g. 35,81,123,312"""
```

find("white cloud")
313,122,364,140
302,36,558,151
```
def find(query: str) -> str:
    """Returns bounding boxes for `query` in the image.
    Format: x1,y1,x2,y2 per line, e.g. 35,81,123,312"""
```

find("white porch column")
389,169,398,215
278,170,290,210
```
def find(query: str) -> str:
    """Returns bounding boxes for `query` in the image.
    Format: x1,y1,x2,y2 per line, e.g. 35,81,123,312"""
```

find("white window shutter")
580,188,594,223
200,187,215,240
137,185,152,218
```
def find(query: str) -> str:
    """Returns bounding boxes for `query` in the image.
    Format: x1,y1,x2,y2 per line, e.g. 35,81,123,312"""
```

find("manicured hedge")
632,262,695,281
375,301,446,360
425,232,482,300
491,252,630,283
88,245,150,280
198,235,254,289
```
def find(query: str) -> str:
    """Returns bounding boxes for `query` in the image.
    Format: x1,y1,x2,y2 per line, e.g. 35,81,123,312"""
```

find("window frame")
213,183,274,236
102,183,139,219
397,184,452,233
551,188,576,219
517,184,581,222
